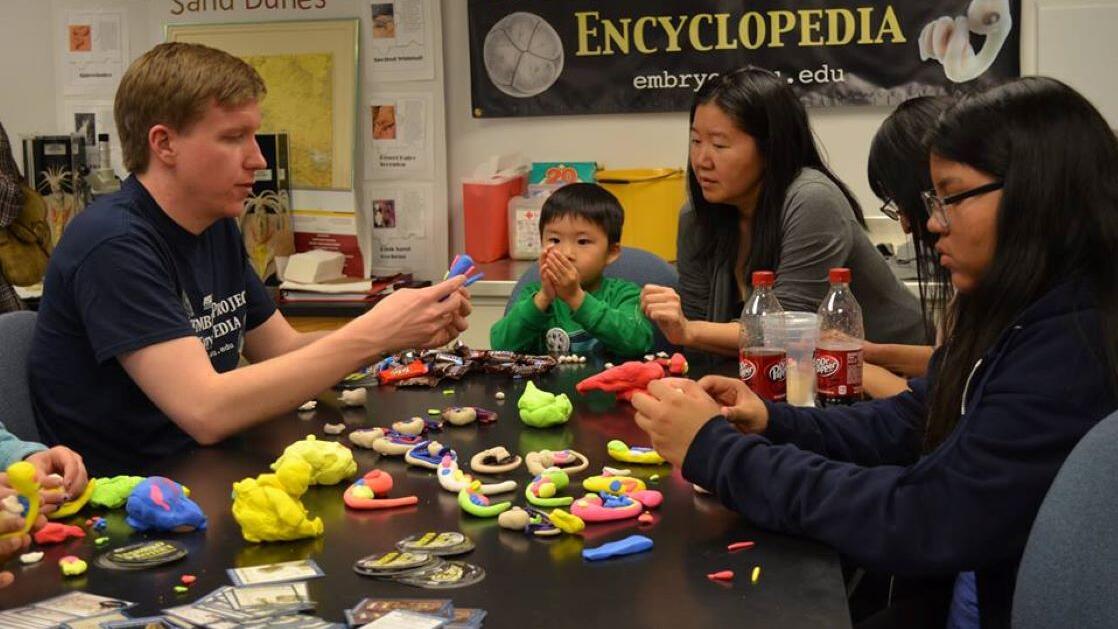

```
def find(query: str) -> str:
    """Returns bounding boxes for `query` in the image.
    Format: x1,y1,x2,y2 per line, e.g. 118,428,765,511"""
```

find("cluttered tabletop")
1,350,850,628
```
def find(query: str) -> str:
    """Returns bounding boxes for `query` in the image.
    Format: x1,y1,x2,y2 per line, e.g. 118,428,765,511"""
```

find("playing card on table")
101,617,181,628
346,598,453,626
230,581,312,610
164,602,233,626
34,591,136,616
228,559,325,586
0,608,62,629
445,608,487,629
230,614,344,628
60,611,131,629
358,610,449,628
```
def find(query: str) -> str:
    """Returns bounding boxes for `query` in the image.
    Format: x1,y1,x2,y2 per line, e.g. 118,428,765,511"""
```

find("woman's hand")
640,285,693,346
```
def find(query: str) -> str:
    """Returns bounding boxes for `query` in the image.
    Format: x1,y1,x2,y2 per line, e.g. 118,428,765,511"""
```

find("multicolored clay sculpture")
524,449,589,476
458,480,512,517
437,455,516,495
125,477,207,533
348,428,385,449
582,472,646,495
517,382,573,428
392,417,426,436
231,458,324,543
606,440,666,465
89,475,145,509
47,478,97,520
372,431,425,456
443,406,498,427
343,470,419,510
0,462,39,539
271,435,357,485
525,469,573,508
469,447,522,474
404,441,456,470
498,506,560,537
571,489,663,523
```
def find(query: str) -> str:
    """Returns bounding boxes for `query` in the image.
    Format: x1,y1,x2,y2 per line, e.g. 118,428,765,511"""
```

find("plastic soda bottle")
815,268,864,406
739,271,786,401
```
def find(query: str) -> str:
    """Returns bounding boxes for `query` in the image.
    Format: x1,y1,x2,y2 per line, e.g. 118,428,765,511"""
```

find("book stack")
278,273,412,304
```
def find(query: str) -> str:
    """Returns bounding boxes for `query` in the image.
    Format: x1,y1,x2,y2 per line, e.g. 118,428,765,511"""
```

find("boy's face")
541,214,620,289
168,99,266,223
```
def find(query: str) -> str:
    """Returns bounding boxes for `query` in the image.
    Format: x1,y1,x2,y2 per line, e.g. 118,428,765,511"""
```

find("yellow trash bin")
596,168,686,262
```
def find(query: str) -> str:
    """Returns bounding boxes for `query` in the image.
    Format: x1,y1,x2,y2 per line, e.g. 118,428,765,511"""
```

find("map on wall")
242,53,335,190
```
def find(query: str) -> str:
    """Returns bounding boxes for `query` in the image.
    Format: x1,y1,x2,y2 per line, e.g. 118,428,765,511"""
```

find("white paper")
63,9,128,96
363,181,433,271
360,610,448,629
363,0,436,82
364,93,434,181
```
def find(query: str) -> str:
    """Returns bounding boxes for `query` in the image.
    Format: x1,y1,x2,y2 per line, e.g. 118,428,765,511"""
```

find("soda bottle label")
739,349,787,402
814,347,863,400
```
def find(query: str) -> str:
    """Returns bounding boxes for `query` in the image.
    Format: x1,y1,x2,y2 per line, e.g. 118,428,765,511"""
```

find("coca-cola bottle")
815,268,864,406
739,271,786,402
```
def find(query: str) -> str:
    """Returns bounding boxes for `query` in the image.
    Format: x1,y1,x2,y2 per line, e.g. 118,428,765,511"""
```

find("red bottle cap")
751,271,775,287
829,268,852,284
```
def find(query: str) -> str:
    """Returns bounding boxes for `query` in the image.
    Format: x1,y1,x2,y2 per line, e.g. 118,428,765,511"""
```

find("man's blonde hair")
114,42,266,174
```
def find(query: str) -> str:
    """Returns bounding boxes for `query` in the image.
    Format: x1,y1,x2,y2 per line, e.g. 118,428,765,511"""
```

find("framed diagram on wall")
165,19,359,191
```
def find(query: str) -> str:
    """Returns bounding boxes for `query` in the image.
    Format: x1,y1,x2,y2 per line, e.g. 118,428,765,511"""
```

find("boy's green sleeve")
571,280,654,358
489,283,551,353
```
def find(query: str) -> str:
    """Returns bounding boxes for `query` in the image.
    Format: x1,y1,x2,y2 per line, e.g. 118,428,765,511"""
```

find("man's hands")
357,276,471,357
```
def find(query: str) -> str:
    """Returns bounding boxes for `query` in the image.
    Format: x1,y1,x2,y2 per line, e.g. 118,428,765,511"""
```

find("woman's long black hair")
924,77,1118,450
688,67,864,280
868,96,954,342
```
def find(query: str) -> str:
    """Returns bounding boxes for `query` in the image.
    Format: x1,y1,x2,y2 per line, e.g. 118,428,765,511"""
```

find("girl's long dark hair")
868,96,954,342
924,77,1118,450
688,67,864,279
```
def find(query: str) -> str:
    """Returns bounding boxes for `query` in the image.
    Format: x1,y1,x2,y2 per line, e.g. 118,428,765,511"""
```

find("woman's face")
927,154,1002,294
689,102,764,211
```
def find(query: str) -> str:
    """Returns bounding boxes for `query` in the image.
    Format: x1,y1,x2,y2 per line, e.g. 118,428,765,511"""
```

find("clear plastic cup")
763,312,820,407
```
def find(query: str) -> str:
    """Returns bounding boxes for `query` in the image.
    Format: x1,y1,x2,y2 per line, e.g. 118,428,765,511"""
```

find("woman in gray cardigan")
641,67,927,354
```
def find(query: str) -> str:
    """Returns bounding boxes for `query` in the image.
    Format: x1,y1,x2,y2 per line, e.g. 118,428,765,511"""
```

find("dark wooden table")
2,358,850,627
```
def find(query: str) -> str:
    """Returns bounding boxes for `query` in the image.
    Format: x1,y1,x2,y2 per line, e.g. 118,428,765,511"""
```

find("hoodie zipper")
960,325,1025,416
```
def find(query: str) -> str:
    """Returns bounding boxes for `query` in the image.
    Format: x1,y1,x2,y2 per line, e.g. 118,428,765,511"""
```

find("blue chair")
505,246,679,354
0,310,40,441
1013,409,1118,629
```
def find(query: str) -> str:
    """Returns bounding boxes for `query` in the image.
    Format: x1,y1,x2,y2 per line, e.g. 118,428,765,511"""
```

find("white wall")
0,0,59,170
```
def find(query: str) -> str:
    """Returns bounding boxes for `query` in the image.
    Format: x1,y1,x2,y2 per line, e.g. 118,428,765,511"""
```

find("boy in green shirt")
490,183,654,358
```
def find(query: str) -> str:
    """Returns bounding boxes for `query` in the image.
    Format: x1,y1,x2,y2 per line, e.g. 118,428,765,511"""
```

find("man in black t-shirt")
29,43,470,474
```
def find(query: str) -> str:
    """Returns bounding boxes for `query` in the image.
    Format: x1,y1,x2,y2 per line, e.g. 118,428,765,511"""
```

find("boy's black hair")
539,183,624,244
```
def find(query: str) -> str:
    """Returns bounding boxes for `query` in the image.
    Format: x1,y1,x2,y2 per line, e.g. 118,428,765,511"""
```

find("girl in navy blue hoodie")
632,77,1118,629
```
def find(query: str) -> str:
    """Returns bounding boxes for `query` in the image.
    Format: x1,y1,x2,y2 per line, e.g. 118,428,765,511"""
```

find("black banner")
468,1,1020,117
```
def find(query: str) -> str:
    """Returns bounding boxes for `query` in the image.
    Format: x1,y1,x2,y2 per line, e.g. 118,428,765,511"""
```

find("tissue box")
283,249,346,284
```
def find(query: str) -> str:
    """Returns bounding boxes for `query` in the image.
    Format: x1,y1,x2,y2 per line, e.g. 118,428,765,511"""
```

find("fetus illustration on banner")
919,0,1012,82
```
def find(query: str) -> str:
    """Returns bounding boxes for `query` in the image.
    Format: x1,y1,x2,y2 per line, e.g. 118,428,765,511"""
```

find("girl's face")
689,102,764,212
927,154,1002,294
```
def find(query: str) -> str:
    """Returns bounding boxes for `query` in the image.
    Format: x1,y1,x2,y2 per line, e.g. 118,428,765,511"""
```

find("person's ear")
148,124,177,168
606,242,621,265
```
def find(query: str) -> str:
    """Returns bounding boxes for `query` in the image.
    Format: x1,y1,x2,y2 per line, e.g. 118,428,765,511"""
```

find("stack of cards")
164,582,316,625
95,540,188,571
0,592,135,629
353,533,485,590
228,559,326,586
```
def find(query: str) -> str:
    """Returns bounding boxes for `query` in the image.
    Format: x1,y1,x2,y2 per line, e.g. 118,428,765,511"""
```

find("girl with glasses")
630,76,1118,629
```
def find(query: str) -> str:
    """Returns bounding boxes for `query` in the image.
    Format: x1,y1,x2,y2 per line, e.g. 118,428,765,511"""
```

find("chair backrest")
1012,409,1118,629
504,246,680,353
0,310,40,441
